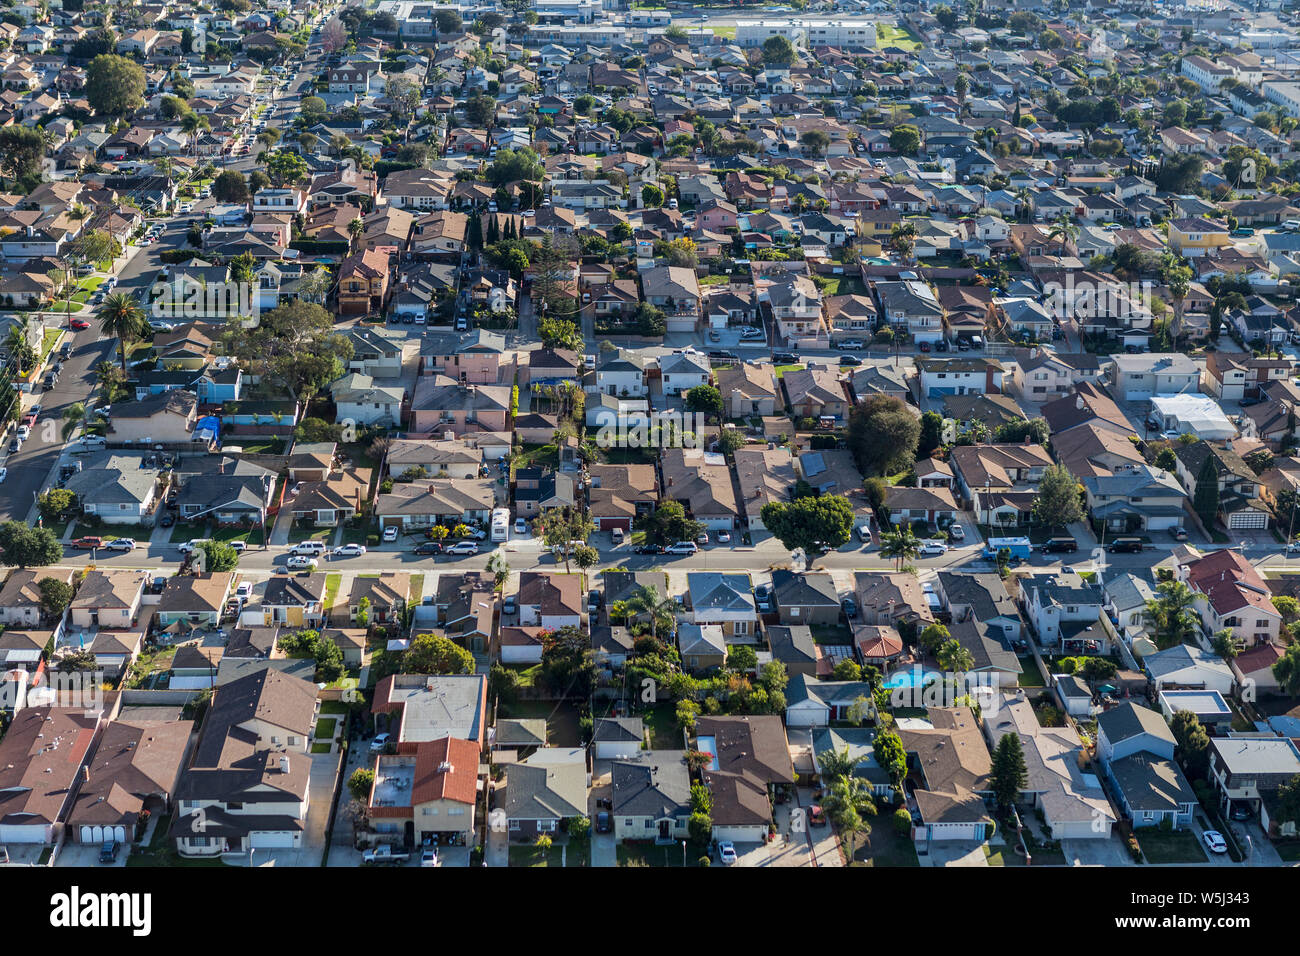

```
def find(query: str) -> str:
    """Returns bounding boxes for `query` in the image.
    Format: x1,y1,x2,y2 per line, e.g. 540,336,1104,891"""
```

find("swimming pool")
883,668,941,690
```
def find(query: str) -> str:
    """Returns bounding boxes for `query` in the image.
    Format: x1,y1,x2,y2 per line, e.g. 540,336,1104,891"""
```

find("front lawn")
617,840,708,867
509,844,565,867
323,573,342,616
409,573,425,606
850,820,919,867
314,717,337,739
1137,828,1207,864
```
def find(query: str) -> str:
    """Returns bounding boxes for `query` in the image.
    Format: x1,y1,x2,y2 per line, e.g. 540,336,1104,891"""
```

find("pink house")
409,376,511,435
420,334,505,385
696,198,739,232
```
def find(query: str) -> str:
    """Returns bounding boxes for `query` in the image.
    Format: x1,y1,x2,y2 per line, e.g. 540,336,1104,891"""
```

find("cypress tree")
990,733,1028,811
1193,452,1220,527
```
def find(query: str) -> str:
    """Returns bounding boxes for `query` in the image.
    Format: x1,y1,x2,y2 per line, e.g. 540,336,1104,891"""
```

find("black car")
707,349,737,361
159,512,175,528
415,541,444,555
841,597,858,619
99,841,119,864
7,440,18,453
633,543,664,555
773,352,798,364
839,355,862,367
60,342,72,359
595,811,612,834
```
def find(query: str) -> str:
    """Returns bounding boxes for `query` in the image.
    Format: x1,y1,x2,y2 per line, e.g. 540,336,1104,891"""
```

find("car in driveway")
947,524,964,541
382,525,399,542
420,847,440,867
333,543,367,557
718,841,738,865
595,811,612,833
99,841,120,864
1202,830,1228,854
514,518,528,535
370,733,391,753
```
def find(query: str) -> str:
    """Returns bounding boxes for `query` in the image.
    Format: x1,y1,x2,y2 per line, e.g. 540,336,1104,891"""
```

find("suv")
99,840,120,864
666,541,698,555
1040,536,1078,554
291,541,326,557
1108,537,1144,554
837,339,864,350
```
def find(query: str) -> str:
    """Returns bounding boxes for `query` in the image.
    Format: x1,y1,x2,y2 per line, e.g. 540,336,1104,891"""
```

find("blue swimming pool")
883,668,941,690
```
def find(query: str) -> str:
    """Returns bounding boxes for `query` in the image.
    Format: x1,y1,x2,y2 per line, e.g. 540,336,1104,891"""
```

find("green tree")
1144,579,1200,650
685,384,724,418
488,147,544,186
919,623,951,657
641,183,664,207
728,644,758,673
1274,642,1300,697
761,34,796,67
194,540,239,572
99,292,148,373
37,488,76,522
1275,774,1300,828
37,576,75,618
1170,709,1211,779
918,411,944,458
873,727,908,787
86,54,146,116
348,768,375,802
989,732,1029,810
404,633,475,674
635,501,704,547
847,395,921,477
936,639,975,673
263,149,309,186
879,521,922,571
760,494,854,554
221,300,353,402
821,775,875,858
889,124,921,155
538,316,583,351
1032,464,1083,529
1193,453,1220,527
212,170,250,204
0,522,63,567
0,126,46,189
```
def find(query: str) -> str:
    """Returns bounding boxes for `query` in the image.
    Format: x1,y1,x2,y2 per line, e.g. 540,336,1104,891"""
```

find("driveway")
54,841,127,868
234,748,340,867
1061,833,1134,866
918,840,989,867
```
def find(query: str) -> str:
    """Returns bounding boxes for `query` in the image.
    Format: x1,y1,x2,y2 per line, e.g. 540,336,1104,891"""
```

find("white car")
718,841,738,865
420,847,440,867
739,327,765,339
666,541,698,555
236,582,253,598
948,524,965,541
919,541,948,557
369,733,391,753
717,531,732,543
447,541,479,556
382,526,399,542
514,518,528,535
106,538,135,552
229,541,246,552
286,555,318,570
177,539,210,555
291,541,326,556
1202,830,1228,854
333,543,367,557
0,467,7,483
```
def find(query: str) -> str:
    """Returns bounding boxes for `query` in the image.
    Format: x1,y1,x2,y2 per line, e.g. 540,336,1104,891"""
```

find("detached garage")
592,717,644,760
78,824,128,845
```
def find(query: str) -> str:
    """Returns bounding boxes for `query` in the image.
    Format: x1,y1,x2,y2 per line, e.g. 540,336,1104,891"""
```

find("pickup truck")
363,845,410,865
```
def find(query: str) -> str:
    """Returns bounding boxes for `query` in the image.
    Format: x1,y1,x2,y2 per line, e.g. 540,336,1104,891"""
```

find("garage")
78,825,127,844
711,824,765,843
0,824,50,844
597,517,631,532
917,821,988,842
250,830,299,849
1227,509,1269,529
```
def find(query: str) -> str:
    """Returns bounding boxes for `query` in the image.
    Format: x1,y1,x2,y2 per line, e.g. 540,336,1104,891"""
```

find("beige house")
716,363,780,418
69,569,148,629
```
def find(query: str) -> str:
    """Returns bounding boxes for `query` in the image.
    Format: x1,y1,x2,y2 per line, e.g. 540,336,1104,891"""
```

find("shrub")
892,807,913,835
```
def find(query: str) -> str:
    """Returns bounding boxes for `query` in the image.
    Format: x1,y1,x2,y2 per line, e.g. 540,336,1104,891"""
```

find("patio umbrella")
1099,684,1117,695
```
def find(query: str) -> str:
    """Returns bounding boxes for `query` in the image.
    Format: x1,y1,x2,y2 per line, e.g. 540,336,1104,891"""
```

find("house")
0,707,100,844
594,349,648,399
259,574,328,629
62,452,160,524
433,572,496,657
1082,465,1190,534
372,674,488,749
811,727,895,798
175,457,277,527
1209,736,1300,821
948,443,1054,526
1174,441,1271,531
156,573,235,628
517,572,583,630
0,568,74,628
367,735,479,848
770,570,841,627
109,389,200,446
502,747,588,841
715,363,779,418
375,479,496,532
1018,571,1106,653
608,752,692,843
687,572,757,642
642,266,702,332
336,248,390,315
409,377,511,436
677,623,727,672
69,569,148,630
1106,353,1201,402
1142,643,1236,696
346,573,410,626
783,366,848,421
766,625,820,678
1158,690,1235,735
733,446,798,532
68,719,192,846
785,673,875,727
982,690,1115,839
587,463,658,533
882,485,959,529
171,669,318,856
917,357,1005,399
592,717,644,760
658,350,712,396
661,448,739,531
696,715,794,843
854,573,934,630
1096,702,1197,830
898,707,994,846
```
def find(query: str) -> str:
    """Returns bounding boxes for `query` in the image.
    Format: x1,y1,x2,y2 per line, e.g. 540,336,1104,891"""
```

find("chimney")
279,754,290,774
81,766,90,784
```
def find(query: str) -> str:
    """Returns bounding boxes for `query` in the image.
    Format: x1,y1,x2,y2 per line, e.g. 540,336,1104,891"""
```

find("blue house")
1096,702,1197,829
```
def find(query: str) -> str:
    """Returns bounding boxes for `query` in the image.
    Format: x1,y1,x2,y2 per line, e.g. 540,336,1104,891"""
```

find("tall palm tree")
348,217,365,253
99,292,148,374
181,112,211,162
821,776,875,860
879,521,922,571
625,584,676,644
4,322,34,375
1144,579,1200,649
486,549,510,592
61,402,87,443
936,639,975,673
1046,211,1079,257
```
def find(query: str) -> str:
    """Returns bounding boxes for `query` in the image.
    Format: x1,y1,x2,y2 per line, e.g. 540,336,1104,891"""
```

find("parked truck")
982,536,1032,561
363,845,410,865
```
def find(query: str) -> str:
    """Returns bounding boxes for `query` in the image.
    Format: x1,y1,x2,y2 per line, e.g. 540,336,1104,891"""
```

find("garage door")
80,826,95,844
1228,510,1268,529
111,825,126,844
712,825,765,843
925,822,987,841
250,831,298,848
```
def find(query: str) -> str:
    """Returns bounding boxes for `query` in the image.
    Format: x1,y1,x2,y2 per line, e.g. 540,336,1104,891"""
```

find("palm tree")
4,322,34,375
1046,211,1079,257
99,292,148,374
879,521,922,571
61,402,86,443
820,776,876,859
486,549,510,592
348,217,365,253
1144,579,1200,649
181,112,210,162
816,745,859,783
625,584,676,644
1166,264,1192,340
936,639,975,674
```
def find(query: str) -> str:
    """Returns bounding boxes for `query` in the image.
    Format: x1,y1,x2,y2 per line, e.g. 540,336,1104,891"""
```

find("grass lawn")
511,443,558,479
698,274,731,286
1137,828,1208,864
774,364,804,378
319,699,349,715
409,573,425,606
236,439,285,455
850,821,919,867
811,623,853,645
167,523,266,547
1273,840,1300,862
40,328,61,361
709,25,736,38
314,717,337,738
875,23,922,50
168,523,204,544
1017,655,1046,687
600,446,659,465
323,573,342,616
637,700,684,750
565,837,590,866
292,524,334,542
340,523,375,546
818,276,866,297
617,841,707,867
498,699,581,746
509,844,566,867
310,743,333,753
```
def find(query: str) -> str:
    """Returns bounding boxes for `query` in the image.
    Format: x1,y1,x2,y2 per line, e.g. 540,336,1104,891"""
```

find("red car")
69,318,90,330
71,536,103,550
918,341,932,353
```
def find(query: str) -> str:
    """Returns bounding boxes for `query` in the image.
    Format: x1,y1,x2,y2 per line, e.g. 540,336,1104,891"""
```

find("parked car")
286,555,319,570
369,733,392,753
69,318,90,330
666,541,698,555
595,811,612,834
382,526,399,542
839,355,862,366
948,524,964,541
841,596,858,619
837,339,864,350
420,847,440,867
502,596,517,615
718,841,738,865
71,536,103,550
696,532,709,545
919,541,948,556
447,541,479,556
159,512,175,528
105,538,135,552
1202,830,1228,854
514,518,528,535
99,841,120,864
773,352,798,365
291,541,326,556
333,543,367,557
634,543,664,554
